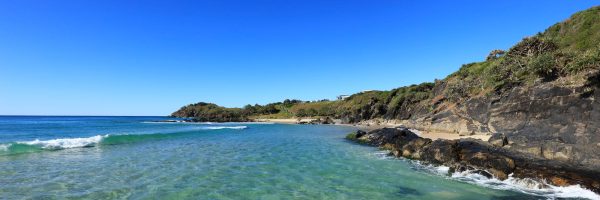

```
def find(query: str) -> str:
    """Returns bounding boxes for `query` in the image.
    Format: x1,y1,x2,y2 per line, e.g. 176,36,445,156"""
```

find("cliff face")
475,75,599,168
373,71,600,169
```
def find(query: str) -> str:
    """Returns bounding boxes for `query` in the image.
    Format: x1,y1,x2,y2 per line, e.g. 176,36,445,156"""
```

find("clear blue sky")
0,1,597,116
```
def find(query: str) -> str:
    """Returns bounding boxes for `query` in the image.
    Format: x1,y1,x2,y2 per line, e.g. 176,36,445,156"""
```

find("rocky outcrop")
297,117,336,125
342,72,600,170
347,127,600,193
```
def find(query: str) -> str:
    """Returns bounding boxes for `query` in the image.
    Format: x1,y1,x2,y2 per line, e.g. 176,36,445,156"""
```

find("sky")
0,0,598,116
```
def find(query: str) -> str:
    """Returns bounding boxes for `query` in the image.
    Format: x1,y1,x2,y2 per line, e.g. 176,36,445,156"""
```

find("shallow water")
0,116,596,199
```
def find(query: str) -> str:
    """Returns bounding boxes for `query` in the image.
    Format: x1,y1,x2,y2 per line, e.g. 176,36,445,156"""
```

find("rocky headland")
346,127,600,193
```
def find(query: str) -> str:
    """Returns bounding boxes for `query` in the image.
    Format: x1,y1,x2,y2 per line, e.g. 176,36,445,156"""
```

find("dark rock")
337,72,600,170
347,127,600,193
421,139,459,164
321,117,335,124
355,130,367,138
472,169,494,179
400,137,432,159
455,139,515,180
488,133,508,147
362,127,420,148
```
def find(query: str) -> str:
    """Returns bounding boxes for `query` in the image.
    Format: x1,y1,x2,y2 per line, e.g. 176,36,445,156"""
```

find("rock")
306,117,336,125
348,127,600,193
488,133,508,147
355,130,367,138
421,139,459,164
362,127,420,148
540,142,573,161
550,177,569,186
321,117,335,124
455,139,516,180
338,72,600,170
308,119,321,124
400,137,432,159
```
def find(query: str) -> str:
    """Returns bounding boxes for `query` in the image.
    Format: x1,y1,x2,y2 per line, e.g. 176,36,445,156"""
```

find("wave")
404,159,600,200
450,170,600,200
0,126,248,156
0,135,107,155
19,135,106,150
373,150,394,160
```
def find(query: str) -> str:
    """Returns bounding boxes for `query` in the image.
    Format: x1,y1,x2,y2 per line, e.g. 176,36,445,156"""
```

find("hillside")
173,6,600,168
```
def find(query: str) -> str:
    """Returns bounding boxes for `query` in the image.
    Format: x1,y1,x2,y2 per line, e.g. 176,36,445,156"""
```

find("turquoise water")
0,116,595,199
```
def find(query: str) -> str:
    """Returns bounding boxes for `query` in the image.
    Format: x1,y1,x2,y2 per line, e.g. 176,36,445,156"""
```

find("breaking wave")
0,126,247,156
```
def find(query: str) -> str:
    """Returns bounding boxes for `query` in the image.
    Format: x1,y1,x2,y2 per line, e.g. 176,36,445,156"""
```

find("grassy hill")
172,6,600,123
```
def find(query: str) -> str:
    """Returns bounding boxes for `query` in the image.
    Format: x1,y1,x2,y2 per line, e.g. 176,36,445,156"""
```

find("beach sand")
254,118,312,124
254,118,491,141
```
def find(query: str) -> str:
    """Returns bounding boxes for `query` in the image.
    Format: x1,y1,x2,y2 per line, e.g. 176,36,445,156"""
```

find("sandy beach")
254,118,491,141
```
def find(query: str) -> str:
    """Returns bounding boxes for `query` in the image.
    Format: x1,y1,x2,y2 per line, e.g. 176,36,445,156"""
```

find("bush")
567,48,600,73
529,53,558,81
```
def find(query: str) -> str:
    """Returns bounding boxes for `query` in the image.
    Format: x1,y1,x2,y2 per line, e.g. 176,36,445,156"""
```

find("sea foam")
1,125,248,154
18,135,107,150
450,170,600,200
390,157,600,200
0,144,11,151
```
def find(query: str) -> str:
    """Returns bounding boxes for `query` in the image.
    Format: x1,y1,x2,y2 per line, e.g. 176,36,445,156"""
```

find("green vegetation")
345,132,358,140
171,102,248,122
345,131,368,144
172,100,305,122
173,6,600,123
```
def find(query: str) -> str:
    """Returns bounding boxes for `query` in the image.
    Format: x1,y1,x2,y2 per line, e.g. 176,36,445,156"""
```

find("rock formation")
347,127,600,193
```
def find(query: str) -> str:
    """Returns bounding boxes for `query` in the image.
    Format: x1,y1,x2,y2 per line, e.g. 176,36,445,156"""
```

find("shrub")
567,48,600,73
529,53,558,81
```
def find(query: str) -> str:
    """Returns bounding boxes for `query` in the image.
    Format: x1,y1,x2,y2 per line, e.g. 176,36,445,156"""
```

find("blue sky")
0,1,597,116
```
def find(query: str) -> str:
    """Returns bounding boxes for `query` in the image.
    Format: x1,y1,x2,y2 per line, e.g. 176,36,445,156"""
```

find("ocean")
0,116,597,199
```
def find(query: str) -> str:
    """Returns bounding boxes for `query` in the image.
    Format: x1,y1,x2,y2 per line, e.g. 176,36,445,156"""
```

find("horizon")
1,1,598,116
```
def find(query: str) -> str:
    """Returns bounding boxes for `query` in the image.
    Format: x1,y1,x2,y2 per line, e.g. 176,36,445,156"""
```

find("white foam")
372,150,394,160
203,126,248,130
402,160,600,199
18,135,107,150
0,144,11,151
450,170,600,200
435,166,450,174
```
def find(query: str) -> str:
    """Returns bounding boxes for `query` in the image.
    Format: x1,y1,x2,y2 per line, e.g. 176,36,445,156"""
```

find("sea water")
0,116,597,199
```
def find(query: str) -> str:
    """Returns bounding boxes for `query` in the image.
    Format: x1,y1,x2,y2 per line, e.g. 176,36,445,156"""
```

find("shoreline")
346,127,600,195
254,118,491,141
